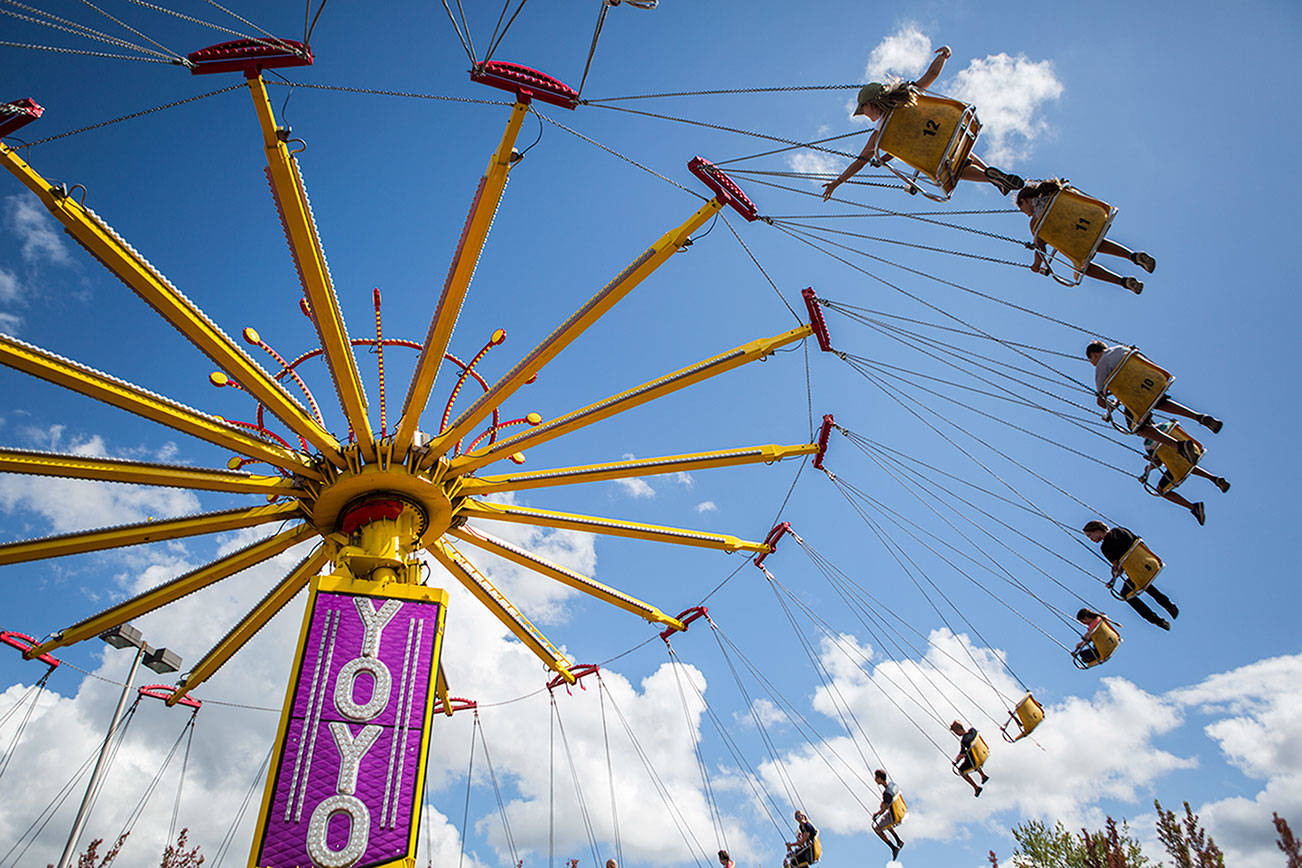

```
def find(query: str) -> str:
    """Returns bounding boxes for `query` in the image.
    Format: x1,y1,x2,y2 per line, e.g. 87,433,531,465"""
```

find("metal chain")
74,0,189,64
534,110,704,197
22,84,244,147
583,82,864,102
263,79,510,106
776,219,1031,268
0,39,174,62
0,3,172,59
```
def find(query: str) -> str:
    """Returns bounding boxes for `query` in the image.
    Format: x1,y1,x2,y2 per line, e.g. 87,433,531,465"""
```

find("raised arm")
914,45,952,91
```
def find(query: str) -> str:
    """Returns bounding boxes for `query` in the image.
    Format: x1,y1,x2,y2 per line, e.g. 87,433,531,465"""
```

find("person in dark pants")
1082,520,1179,630
783,810,819,866
950,721,990,796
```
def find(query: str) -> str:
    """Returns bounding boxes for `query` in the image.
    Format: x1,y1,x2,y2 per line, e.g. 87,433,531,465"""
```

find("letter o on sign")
306,794,370,868
334,657,392,722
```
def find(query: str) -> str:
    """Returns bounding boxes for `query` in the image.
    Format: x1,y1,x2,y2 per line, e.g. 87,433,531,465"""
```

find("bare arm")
914,45,951,91
822,129,882,200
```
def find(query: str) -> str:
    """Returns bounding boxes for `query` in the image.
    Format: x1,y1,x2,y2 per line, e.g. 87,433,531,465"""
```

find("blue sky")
0,1,1299,866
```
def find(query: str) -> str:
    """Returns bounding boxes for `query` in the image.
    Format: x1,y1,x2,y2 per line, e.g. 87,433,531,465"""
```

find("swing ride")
0,2,1237,866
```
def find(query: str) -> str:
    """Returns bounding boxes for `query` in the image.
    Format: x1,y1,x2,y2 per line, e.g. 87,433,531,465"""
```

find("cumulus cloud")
0,311,20,333
0,267,19,303
951,53,1064,164
611,452,655,499
695,501,717,513
789,151,842,177
5,195,72,266
863,24,933,82
674,471,694,488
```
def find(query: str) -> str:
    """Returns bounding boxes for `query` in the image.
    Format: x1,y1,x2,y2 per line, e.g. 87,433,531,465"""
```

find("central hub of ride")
306,454,466,581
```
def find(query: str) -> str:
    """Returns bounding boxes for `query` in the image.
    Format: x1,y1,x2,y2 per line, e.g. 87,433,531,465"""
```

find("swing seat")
1110,539,1164,600
1072,618,1121,669
1031,186,1118,287
953,733,990,774
1000,693,1045,743
874,94,981,202
1144,422,1204,495
883,793,908,828
1102,349,1174,433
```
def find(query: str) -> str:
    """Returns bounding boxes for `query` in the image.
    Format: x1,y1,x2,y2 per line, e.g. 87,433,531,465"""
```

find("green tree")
1010,818,1149,867
1154,800,1223,868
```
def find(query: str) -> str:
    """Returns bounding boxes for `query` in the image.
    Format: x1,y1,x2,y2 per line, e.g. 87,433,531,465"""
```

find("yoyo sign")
251,575,447,868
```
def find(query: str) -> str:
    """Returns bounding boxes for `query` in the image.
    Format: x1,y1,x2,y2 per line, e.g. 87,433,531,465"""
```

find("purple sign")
253,577,447,868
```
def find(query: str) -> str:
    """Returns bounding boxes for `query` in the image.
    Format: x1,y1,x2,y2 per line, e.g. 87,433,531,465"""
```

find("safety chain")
534,111,705,198
263,80,511,106
583,83,864,102
21,84,244,148
0,39,173,62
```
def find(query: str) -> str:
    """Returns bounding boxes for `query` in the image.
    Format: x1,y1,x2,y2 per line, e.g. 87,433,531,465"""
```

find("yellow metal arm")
458,499,769,553
0,333,318,478
449,324,814,476
427,196,727,462
0,144,344,467
436,666,452,716
0,502,303,566
168,545,330,705
427,539,575,683
459,442,817,495
246,74,374,461
449,525,685,629
393,100,532,457
28,523,316,658
0,447,303,497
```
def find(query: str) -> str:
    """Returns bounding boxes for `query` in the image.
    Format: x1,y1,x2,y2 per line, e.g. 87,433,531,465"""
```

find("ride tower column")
249,495,448,868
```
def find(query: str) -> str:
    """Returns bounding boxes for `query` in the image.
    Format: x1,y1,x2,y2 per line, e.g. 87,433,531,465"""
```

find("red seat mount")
0,99,43,138
689,156,759,222
188,38,313,76
470,61,579,110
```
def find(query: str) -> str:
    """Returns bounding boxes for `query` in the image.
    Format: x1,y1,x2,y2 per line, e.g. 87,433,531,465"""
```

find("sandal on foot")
983,166,1024,195
1132,251,1157,273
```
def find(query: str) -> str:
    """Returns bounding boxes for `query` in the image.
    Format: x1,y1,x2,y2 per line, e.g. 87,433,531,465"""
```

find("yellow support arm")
393,100,532,457
0,144,344,467
459,442,817,495
28,523,316,658
436,666,452,716
0,447,303,497
449,525,685,628
427,196,727,463
168,545,329,705
427,539,575,683
0,502,303,566
457,500,770,553
449,324,814,476
0,333,318,478
246,74,374,462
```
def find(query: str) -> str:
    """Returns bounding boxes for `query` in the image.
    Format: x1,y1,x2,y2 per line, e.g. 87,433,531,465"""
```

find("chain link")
583,83,864,102
22,84,244,148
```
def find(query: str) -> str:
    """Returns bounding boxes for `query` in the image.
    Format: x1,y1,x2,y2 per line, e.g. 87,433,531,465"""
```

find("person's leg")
1084,261,1142,293
1156,398,1222,433
1125,594,1170,629
958,767,980,793
1145,585,1179,619
960,154,1023,194
1097,238,1135,259
1189,465,1231,492
1161,489,1197,509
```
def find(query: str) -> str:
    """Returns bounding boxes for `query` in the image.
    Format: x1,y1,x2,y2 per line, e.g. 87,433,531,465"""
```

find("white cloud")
695,501,717,513
5,195,72,266
613,454,655,499
789,151,842,177
951,53,1064,164
0,267,19,303
0,311,20,333
674,471,694,488
863,24,932,82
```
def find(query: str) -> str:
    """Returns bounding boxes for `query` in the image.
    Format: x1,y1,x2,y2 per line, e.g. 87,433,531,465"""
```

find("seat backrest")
1106,350,1174,429
811,835,823,862
968,734,991,769
1014,693,1045,737
1120,540,1164,594
1032,187,1117,271
1154,422,1203,491
877,95,979,190
890,793,908,824
1089,618,1121,662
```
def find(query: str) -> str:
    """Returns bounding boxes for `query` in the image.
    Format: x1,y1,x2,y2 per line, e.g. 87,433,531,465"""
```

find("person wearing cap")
822,46,1024,202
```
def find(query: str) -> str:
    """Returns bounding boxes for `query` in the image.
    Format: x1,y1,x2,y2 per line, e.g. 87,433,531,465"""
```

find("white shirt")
1094,345,1133,394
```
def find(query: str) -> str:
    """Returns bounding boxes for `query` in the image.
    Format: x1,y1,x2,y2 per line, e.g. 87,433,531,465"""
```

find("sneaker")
890,844,900,860
1167,603,1180,619
1215,476,1231,494
1123,276,1144,294
974,786,983,798
1192,502,1206,526
1199,414,1224,434
984,166,1024,195
1177,440,1201,463
1156,618,1171,631
1132,251,1157,273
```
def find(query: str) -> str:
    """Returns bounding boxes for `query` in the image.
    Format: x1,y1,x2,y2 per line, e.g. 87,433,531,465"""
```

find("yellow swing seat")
1031,186,1118,287
1110,539,1164,601
874,93,981,202
1102,349,1174,433
1142,422,1204,496
1000,693,1045,743
880,793,908,829
953,733,990,775
1073,617,1121,669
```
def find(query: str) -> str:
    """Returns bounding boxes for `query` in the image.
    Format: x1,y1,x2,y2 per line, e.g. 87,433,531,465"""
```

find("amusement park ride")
0,39,834,867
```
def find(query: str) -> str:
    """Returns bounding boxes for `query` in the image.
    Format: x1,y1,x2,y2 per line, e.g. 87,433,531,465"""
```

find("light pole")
55,624,181,868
